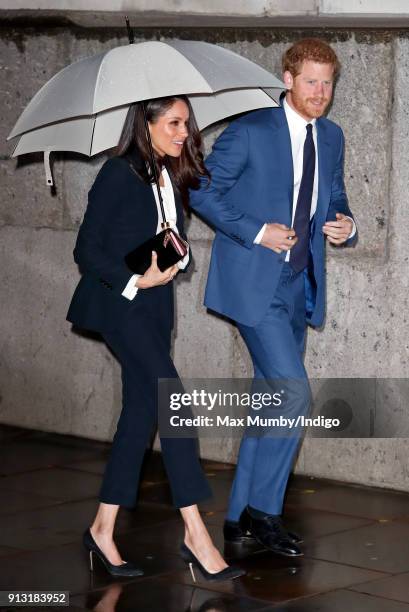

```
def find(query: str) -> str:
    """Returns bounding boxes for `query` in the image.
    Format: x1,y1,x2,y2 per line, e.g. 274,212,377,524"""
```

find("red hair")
282,38,340,77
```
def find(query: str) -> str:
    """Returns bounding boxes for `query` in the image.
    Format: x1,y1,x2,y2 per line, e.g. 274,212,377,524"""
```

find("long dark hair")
114,96,209,208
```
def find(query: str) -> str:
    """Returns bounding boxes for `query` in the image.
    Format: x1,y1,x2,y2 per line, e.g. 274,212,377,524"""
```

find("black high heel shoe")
180,542,245,582
83,528,144,578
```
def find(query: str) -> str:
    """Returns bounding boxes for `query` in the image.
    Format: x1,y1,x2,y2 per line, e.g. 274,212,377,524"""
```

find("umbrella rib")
89,115,97,157
92,53,107,115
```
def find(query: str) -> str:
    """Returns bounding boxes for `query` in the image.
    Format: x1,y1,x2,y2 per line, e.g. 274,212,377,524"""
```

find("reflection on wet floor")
1,425,409,611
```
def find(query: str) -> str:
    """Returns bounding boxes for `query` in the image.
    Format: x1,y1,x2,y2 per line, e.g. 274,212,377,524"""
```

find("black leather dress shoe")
246,511,303,557
223,519,255,543
243,508,303,545
224,507,303,545
285,529,303,545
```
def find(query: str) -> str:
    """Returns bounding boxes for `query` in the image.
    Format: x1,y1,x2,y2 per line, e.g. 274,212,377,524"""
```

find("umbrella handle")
44,151,54,187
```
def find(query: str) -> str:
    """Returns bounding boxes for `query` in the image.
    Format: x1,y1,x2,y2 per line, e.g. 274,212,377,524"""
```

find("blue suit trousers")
227,263,311,520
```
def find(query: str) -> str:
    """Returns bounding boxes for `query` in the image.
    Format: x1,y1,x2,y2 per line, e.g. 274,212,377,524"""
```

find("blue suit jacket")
189,106,355,328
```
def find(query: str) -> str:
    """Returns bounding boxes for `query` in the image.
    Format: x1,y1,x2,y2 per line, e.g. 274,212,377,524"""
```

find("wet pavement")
1,425,409,611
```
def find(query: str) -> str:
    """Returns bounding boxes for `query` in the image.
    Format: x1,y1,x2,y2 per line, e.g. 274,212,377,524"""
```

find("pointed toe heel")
180,542,245,582
83,528,144,578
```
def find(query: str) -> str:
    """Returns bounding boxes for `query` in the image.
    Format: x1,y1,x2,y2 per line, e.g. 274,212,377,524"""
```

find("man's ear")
283,70,293,90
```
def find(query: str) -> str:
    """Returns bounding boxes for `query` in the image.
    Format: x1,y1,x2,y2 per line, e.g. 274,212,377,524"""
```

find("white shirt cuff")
254,223,267,244
346,216,356,239
122,274,141,300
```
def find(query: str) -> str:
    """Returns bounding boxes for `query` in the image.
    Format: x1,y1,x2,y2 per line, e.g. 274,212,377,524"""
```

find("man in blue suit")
189,39,356,557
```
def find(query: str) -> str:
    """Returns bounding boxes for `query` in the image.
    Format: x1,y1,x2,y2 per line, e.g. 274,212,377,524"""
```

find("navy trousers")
99,311,212,509
227,263,311,520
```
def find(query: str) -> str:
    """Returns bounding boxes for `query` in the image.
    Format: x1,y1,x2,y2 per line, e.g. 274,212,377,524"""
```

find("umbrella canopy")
11,88,280,158
8,40,283,140
8,40,284,185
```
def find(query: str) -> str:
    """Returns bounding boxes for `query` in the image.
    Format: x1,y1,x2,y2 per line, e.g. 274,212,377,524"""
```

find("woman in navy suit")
67,96,243,581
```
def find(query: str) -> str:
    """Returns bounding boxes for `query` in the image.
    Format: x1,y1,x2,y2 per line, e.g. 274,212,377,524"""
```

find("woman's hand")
136,251,179,289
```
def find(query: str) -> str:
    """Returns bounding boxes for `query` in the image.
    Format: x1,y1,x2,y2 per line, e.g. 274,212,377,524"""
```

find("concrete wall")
2,4,409,29
1,22,409,492
1,0,409,15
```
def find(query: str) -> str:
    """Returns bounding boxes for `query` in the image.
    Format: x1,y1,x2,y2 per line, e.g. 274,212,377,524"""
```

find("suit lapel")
267,108,294,221
126,148,158,212
127,148,182,232
316,119,332,220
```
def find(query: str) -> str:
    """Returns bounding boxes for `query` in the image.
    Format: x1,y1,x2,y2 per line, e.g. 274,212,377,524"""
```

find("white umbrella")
8,40,284,185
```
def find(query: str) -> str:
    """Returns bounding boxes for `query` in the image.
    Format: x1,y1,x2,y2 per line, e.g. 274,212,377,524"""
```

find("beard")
290,91,330,120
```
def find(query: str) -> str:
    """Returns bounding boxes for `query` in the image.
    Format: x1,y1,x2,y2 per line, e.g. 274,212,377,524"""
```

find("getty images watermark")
168,389,339,430
158,378,409,439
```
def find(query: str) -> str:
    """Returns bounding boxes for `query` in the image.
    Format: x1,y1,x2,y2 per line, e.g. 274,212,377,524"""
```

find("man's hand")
136,251,179,289
323,213,353,245
260,223,298,254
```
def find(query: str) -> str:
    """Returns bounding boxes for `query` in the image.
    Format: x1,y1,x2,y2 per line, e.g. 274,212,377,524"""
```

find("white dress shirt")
122,167,189,300
254,97,355,258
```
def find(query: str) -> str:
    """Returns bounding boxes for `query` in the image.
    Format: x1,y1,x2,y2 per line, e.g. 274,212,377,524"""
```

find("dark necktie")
290,123,315,273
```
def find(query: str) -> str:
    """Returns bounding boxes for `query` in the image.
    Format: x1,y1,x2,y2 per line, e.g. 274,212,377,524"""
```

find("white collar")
283,97,316,134
161,166,171,189
151,165,171,191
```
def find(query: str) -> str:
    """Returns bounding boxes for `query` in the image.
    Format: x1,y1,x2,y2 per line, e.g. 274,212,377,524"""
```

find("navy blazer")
67,153,187,333
189,106,355,328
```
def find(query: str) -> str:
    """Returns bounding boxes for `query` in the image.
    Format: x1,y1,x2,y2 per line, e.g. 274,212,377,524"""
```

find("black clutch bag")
125,226,188,275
